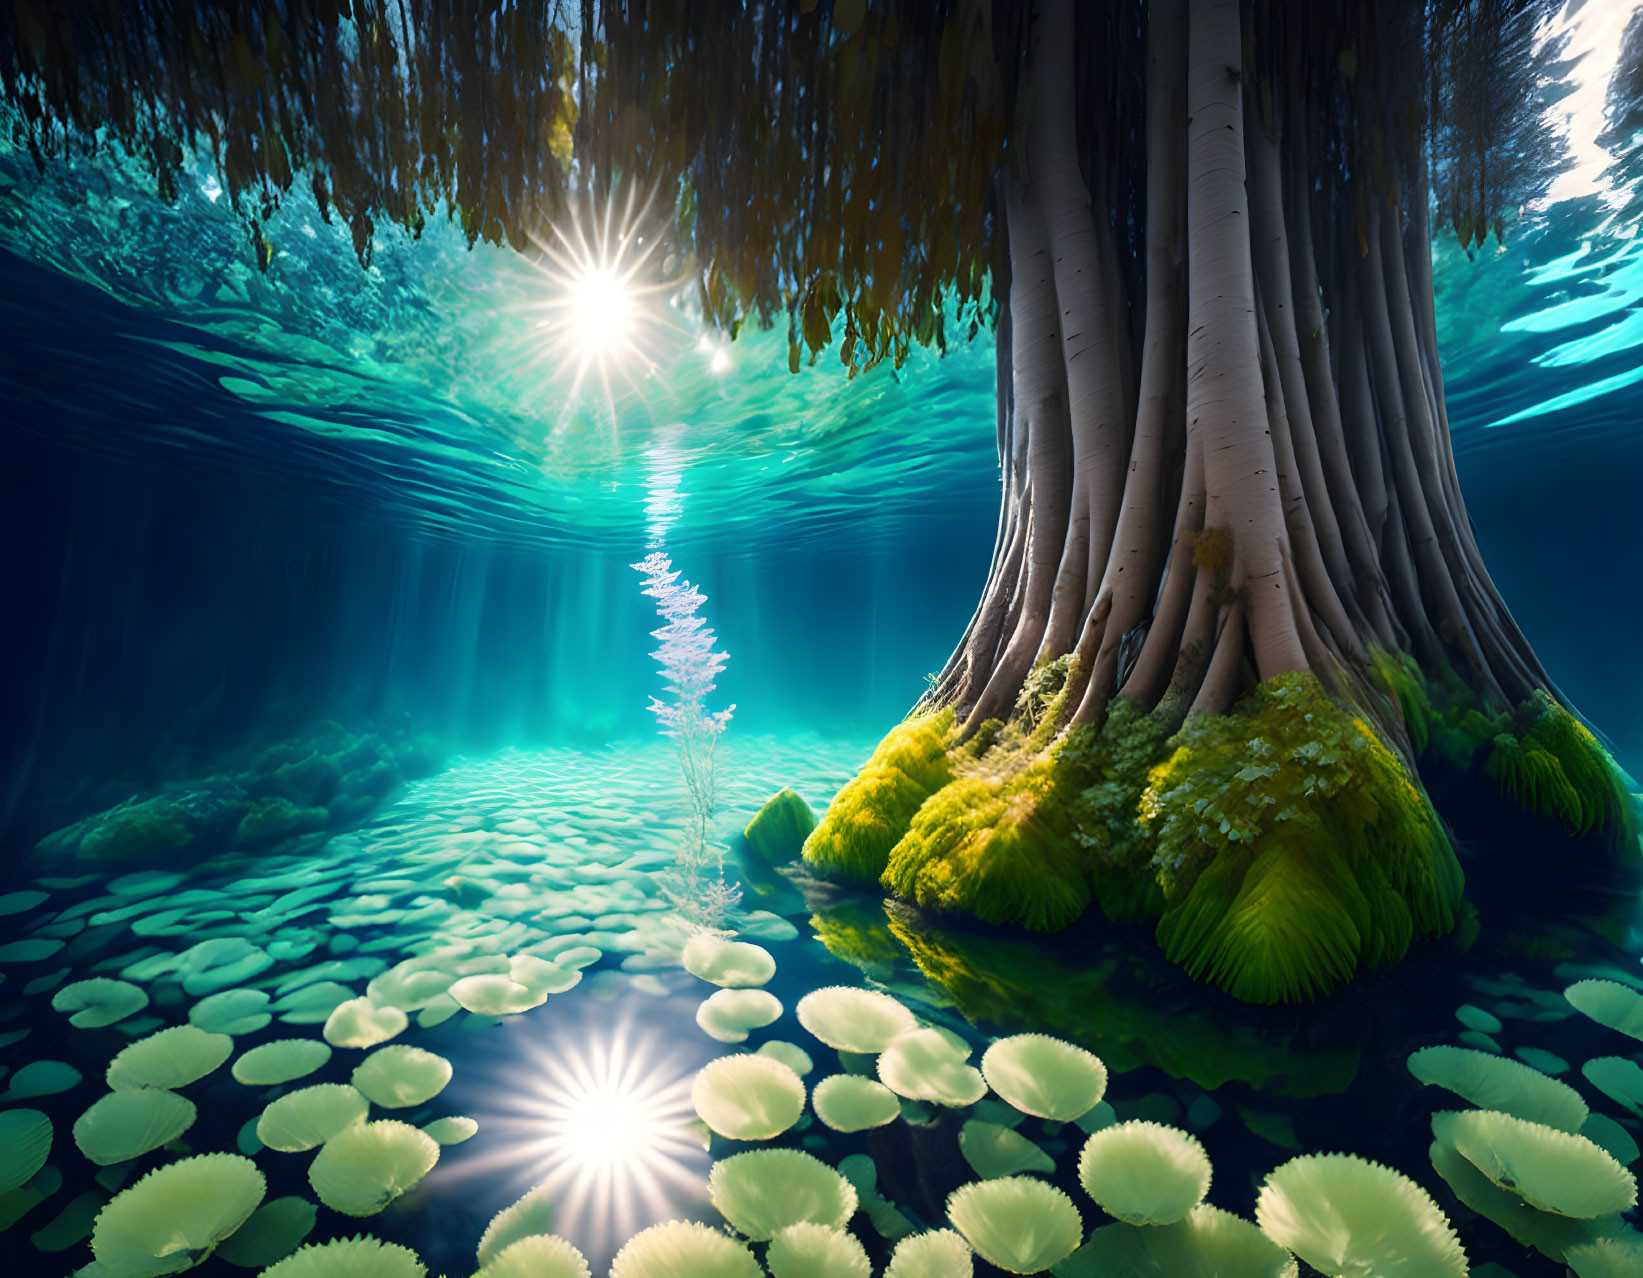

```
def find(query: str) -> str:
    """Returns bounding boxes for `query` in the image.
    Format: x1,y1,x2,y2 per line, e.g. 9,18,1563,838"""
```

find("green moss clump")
1373,650,1636,858
235,797,327,847
802,709,955,882
1139,672,1464,1004
1061,699,1172,923
882,755,1091,931
1485,692,1636,852
743,787,817,863
77,799,195,863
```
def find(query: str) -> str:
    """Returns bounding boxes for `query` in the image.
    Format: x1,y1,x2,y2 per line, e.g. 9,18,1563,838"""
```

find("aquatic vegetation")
106,1024,233,1090
52,976,149,1028
806,670,1467,1002
306,1119,440,1216
0,1109,52,1192
979,1033,1108,1122
1407,1045,1588,1130
260,1236,427,1278
1485,693,1635,849
802,711,956,882
766,1222,872,1278
1137,674,1464,1003
1431,1109,1636,1217
422,1115,479,1145
91,1153,265,1278
473,1234,593,1278
883,753,1093,931
876,1027,987,1107
1427,1134,1624,1263
36,726,439,865
1078,1121,1212,1225
876,907,1359,1094
1565,1236,1643,1278
477,1188,557,1266
608,1221,762,1278
811,1074,900,1132
945,1176,1084,1274
212,1197,318,1269
189,988,272,1035
743,788,817,863
1580,1057,1643,1118
1061,1206,1299,1278
1566,978,1643,1041
633,550,739,932
706,1149,857,1241
1374,655,1638,858
681,934,776,988
795,986,918,1052
323,996,410,1045
71,1089,196,1165
256,1083,370,1152
690,1053,806,1140
349,1044,453,1108
959,1119,1056,1179
884,1230,974,1278
757,1040,815,1077
694,987,782,1042
232,1039,332,1085
1254,1153,1467,1277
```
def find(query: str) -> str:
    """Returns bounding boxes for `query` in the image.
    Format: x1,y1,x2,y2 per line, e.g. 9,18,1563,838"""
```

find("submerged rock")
34,722,444,866
744,788,817,863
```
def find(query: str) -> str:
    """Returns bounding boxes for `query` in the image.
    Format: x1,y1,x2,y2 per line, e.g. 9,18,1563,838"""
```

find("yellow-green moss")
1373,650,1635,858
881,755,1091,931
1486,692,1635,853
743,788,817,863
802,709,955,882
1140,672,1464,1003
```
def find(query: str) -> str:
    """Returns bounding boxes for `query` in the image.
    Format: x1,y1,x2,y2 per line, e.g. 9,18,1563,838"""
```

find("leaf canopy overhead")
0,0,1573,370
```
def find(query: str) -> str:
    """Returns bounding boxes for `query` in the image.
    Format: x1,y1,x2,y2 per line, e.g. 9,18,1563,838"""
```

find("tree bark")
925,0,1552,747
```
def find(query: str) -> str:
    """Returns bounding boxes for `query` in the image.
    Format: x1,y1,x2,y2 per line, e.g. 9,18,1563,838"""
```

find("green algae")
1137,673,1464,1004
1373,652,1637,859
801,709,955,882
743,788,817,863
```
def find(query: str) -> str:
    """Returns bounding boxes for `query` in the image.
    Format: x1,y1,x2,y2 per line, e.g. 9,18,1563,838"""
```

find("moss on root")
1486,693,1635,850
805,656,1632,1005
1137,674,1463,1003
1371,652,1637,859
882,756,1091,931
801,709,955,882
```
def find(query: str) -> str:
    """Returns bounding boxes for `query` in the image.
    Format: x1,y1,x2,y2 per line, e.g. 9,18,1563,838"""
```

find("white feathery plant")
632,549,739,932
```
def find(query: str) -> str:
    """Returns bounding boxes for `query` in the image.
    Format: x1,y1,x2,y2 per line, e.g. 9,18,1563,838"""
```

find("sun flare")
522,186,681,414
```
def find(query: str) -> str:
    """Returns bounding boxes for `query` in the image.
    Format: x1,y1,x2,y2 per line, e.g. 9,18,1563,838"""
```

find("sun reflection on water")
439,999,714,1269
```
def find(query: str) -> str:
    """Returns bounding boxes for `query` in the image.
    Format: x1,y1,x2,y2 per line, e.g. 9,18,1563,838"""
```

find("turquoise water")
3,68,1643,1278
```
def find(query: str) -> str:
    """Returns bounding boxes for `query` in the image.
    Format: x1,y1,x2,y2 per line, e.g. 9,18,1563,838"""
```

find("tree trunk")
823,0,1628,1005
933,0,1545,738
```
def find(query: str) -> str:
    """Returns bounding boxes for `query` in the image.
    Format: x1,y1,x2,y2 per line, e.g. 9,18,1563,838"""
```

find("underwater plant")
633,550,740,933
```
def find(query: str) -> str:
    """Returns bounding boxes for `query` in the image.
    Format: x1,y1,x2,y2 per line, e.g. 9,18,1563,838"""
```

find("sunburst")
518,184,685,416
436,1002,712,1269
